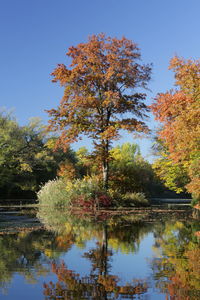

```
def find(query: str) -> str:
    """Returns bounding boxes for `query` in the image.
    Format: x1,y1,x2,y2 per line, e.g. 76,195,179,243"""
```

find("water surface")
0,208,199,299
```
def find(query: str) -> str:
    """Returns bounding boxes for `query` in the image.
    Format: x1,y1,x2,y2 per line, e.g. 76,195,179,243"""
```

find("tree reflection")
152,221,200,299
38,207,153,255
0,229,68,291
42,210,151,299
2,207,199,298
83,224,111,277
44,262,148,299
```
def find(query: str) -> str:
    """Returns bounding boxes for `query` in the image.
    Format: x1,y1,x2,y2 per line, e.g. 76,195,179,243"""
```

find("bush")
66,176,112,209
37,178,71,207
37,176,112,209
122,192,150,207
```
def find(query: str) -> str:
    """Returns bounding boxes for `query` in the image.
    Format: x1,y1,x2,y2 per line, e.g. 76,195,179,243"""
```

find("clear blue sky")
1,0,200,160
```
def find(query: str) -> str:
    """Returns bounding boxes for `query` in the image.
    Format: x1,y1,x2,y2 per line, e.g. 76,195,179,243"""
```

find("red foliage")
73,193,111,212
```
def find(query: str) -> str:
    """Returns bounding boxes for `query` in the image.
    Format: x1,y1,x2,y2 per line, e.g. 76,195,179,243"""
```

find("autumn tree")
47,33,151,188
151,56,200,201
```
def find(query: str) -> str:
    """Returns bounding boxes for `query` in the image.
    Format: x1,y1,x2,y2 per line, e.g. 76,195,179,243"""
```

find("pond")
0,207,199,299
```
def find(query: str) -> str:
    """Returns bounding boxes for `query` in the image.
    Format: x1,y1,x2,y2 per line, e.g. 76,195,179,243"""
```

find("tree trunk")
102,224,108,276
102,158,109,190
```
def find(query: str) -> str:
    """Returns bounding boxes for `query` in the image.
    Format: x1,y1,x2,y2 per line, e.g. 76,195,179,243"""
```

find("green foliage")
37,178,71,208
0,111,77,199
151,137,190,197
109,143,159,196
153,156,189,194
75,147,97,177
65,176,101,199
110,143,141,163
187,157,200,202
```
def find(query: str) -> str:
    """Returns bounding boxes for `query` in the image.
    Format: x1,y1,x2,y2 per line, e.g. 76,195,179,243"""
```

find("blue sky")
1,0,200,160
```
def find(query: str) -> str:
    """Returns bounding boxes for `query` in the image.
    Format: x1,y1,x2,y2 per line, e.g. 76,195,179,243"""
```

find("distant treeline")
0,111,188,202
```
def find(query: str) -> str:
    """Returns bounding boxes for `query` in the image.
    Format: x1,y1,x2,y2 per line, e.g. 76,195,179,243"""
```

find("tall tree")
47,33,151,188
151,56,200,201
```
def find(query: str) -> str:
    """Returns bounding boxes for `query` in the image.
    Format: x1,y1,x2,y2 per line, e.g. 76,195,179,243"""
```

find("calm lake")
0,207,199,299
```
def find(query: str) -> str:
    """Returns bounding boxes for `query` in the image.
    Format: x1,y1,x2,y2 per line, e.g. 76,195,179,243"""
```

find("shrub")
123,192,150,207
107,188,124,207
66,176,112,209
37,176,112,210
37,178,71,207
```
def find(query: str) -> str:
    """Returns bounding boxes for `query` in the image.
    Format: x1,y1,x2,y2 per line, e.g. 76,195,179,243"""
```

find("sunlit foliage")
152,140,189,194
109,143,161,197
151,56,200,201
47,33,151,187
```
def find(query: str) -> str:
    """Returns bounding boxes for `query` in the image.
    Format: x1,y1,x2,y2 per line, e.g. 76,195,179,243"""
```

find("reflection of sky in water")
60,233,154,281
60,239,95,276
59,233,166,300
1,216,198,300
0,233,166,300
61,234,155,280
1,274,52,300
111,233,155,281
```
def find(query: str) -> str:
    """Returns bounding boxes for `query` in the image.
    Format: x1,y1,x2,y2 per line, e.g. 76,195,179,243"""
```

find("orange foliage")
47,34,151,184
57,161,76,180
151,56,200,200
151,91,198,163
43,261,148,298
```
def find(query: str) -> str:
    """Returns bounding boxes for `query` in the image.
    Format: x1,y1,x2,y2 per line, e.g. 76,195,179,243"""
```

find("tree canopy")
47,33,151,186
151,56,200,201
